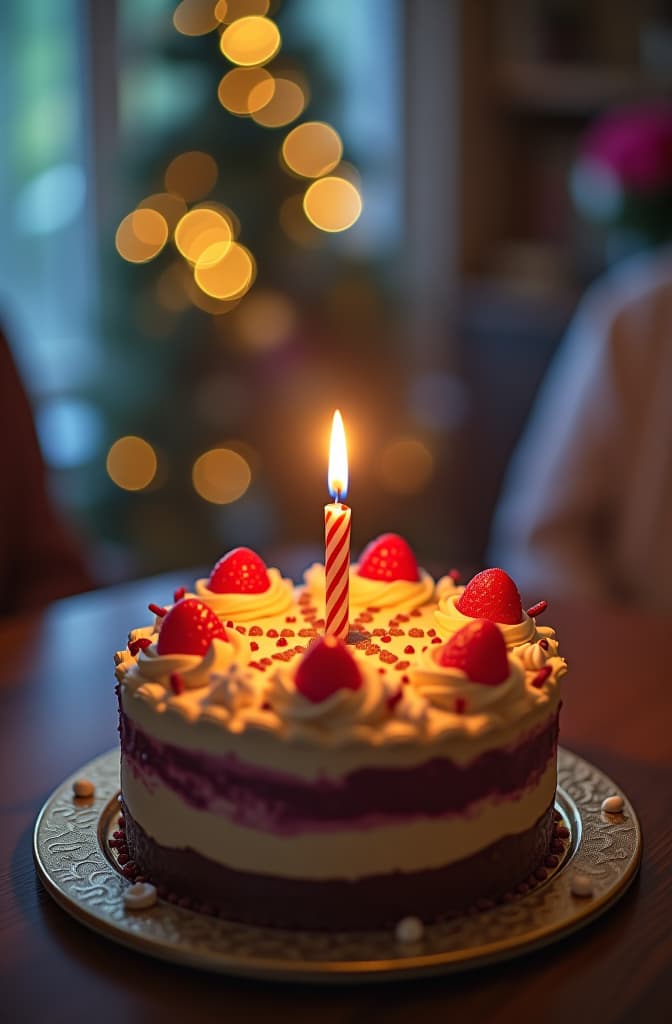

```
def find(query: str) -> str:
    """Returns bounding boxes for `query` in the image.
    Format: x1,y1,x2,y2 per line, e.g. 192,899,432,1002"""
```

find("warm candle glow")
328,409,348,501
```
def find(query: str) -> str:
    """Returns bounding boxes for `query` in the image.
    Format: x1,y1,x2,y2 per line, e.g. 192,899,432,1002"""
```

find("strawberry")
455,568,523,625
357,533,420,582
208,547,270,594
295,636,362,702
157,599,228,656
438,619,509,685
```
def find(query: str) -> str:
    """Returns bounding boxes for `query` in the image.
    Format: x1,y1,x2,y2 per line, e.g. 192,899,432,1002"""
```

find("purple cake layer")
121,800,555,930
120,710,559,832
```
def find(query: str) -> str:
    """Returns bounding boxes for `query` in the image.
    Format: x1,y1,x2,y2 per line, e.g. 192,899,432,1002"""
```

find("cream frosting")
267,660,394,744
193,567,294,622
410,646,526,718
434,592,560,653
122,635,246,692
303,562,436,612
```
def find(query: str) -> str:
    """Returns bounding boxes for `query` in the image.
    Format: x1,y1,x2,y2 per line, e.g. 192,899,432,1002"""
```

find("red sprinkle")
449,568,462,583
173,586,186,603
170,672,185,695
404,645,415,655
285,616,296,623
236,625,246,634
281,628,295,637
249,626,263,636
148,603,167,618
409,627,424,638
250,641,259,652
266,628,279,638
401,675,409,684
379,650,398,664
395,660,410,671
128,637,151,657
226,620,234,629
381,634,392,643
526,600,548,618
276,637,288,647
531,665,553,688
396,614,410,623
410,609,422,617
431,636,442,644
427,628,436,637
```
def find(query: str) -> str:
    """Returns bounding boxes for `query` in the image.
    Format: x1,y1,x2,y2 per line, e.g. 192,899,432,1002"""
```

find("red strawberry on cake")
438,619,509,685
455,568,523,625
157,598,229,656
357,533,420,582
208,547,271,594
295,636,362,703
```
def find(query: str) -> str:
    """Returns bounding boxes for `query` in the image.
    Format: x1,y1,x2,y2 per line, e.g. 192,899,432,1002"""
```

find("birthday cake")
114,535,567,930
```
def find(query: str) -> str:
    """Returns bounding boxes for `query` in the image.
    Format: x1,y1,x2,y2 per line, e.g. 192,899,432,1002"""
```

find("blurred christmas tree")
91,0,405,582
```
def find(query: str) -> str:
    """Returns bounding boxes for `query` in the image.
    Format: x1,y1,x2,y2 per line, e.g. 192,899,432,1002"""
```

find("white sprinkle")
72,778,95,799
395,916,424,943
570,873,593,898
601,794,624,814
123,882,157,911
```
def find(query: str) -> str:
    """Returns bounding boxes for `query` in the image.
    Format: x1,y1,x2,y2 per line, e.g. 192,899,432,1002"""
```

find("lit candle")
325,410,351,640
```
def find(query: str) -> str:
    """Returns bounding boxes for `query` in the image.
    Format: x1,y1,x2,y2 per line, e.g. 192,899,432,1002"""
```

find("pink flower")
580,104,672,193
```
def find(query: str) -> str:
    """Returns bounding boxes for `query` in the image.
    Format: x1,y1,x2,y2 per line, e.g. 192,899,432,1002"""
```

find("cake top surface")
115,539,566,756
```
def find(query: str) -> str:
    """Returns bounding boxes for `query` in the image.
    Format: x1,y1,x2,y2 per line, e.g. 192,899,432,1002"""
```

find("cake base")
33,748,642,982
121,800,555,930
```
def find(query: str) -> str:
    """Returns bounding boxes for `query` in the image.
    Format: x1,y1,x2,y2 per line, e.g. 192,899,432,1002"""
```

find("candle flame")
328,409,348,501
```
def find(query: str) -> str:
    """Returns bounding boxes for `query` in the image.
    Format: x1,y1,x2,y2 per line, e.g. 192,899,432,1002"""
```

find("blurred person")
0,326,93,614
488,104,672,611
488,244,672,611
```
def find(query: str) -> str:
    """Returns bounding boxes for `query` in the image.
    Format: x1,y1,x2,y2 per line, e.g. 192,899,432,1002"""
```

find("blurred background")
2,0,672,589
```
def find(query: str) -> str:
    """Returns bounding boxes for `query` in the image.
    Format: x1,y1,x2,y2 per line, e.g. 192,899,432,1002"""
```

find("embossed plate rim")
33,747,641,983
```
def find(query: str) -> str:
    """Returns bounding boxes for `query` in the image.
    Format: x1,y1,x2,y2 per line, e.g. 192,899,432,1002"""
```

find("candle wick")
335,489,341,504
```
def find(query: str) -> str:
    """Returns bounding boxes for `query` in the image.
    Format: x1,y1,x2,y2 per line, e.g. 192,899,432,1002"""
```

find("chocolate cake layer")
120,711,559,832
121,800,555,930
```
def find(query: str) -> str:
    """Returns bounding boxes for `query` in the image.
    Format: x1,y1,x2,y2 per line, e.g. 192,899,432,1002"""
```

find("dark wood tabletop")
1,574,671,1023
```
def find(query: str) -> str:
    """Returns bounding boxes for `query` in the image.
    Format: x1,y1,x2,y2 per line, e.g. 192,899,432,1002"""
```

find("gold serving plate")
33,748,641,983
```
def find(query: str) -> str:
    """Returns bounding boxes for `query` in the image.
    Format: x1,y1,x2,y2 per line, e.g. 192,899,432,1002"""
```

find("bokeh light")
279,194,324,248
377,438,434,496
173,0,220,36
219,15,281,66
137,192,188,232
194,200,241,238
232,288,297,351
194,241,256,299
250,75,306,127
215,0,270,22
115,209,169,263
281,122,342,178
36,398,103,469
217,67,274,115
192,447,252,504
303,177,362,232
174,208,233,264
107,436,158,491
165,151,218,203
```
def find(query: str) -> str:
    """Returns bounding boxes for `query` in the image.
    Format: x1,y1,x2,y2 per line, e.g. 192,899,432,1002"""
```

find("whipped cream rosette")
193,547,294,623
304,533,435,613
267,635,396,746
435,567,560,655
121,598,246,695
408,618,567,741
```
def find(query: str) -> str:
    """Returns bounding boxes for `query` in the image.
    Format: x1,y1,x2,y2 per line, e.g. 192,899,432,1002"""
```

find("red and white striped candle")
325,410,351,640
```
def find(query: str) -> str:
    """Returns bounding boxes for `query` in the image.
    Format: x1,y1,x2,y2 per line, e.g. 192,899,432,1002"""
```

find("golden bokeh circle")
192,448,252,504
377,438,434,496
303,177,362,232
250,77,305,128
173,0,220,36
164,151,218,203
194,241,255,299
106,436,158,491
174,209,233,264
217,67,274,115
219,15,281,67
115,209,169,263
281,122,342,178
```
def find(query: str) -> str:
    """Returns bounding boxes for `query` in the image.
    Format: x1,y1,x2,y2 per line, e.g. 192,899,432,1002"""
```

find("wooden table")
1,575,670,1022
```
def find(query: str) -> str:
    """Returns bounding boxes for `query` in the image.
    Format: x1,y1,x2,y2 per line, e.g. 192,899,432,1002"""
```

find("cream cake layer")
121,755,557,878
